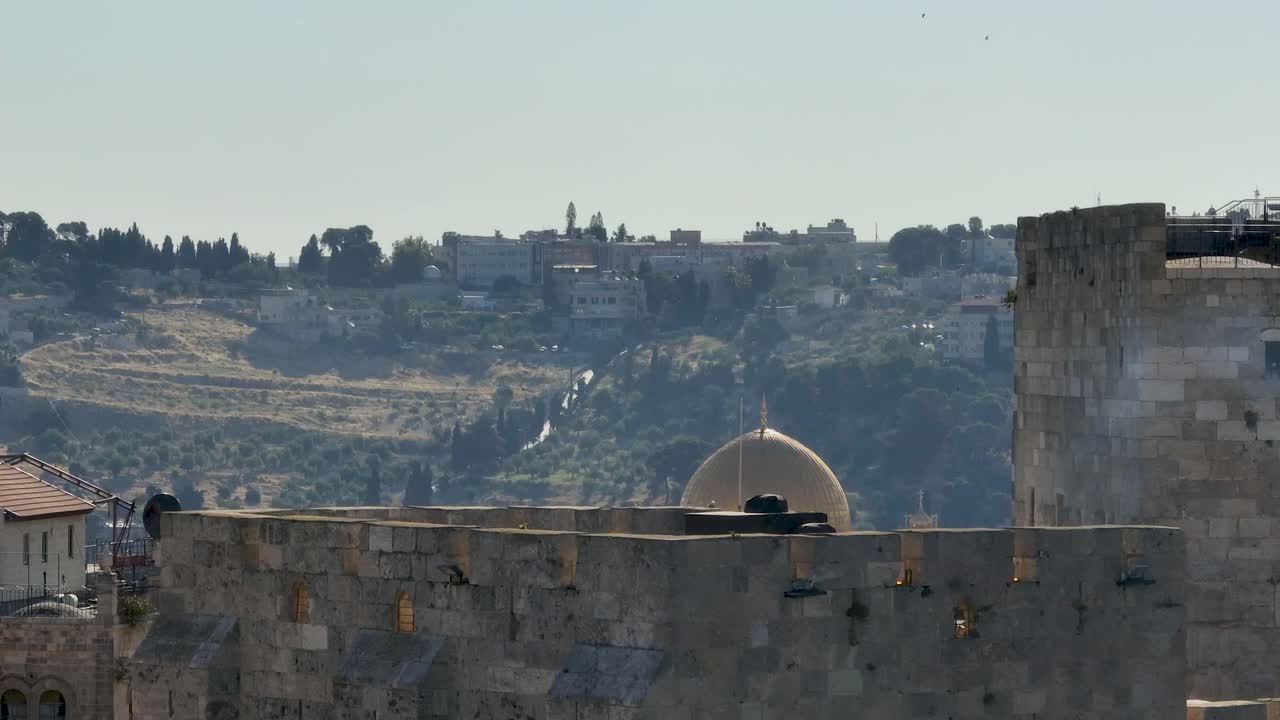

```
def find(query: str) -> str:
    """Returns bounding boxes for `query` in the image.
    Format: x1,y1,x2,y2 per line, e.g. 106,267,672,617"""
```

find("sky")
2,0,1278,260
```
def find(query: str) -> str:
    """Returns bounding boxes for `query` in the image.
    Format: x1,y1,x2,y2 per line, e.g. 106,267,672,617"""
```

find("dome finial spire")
760,394,768,433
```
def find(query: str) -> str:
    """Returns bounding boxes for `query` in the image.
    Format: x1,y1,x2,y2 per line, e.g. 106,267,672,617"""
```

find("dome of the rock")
680,424,851,531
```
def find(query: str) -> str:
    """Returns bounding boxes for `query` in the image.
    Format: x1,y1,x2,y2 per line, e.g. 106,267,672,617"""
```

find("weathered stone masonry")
1014,203,1280,698
0,617,116,717
128,506,1185,719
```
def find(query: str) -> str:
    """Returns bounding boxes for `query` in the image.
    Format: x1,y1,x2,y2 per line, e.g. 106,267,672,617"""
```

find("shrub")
118,595,153,626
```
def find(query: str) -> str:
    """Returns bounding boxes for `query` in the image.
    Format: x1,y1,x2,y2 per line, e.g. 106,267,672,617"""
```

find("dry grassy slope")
20,306,570,439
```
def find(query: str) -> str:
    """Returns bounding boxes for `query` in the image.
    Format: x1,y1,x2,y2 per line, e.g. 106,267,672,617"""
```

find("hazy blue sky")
3,1,1277,258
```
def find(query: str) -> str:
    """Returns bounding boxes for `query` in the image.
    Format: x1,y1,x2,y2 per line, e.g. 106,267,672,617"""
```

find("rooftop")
0,463,96,519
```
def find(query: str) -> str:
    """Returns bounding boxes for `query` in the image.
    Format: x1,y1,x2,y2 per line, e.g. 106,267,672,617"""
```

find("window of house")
22,534,29,566
41,532,48,564
591,297,599,304
293,583,309,623
66,526,74,559
1,690,27,720
1267,341,1280,378
395,592,414,633
37,690,64,720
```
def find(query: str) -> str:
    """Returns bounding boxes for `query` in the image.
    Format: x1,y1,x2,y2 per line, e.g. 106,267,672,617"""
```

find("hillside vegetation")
10,304,571,516
21,305,565,438
481,306,1014,530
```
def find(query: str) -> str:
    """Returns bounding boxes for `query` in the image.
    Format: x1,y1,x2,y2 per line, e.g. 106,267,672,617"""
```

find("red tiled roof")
0,464,96,519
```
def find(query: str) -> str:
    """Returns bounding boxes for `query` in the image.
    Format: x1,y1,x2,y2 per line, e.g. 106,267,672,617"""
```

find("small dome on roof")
681,415,851,530
423,265,443,281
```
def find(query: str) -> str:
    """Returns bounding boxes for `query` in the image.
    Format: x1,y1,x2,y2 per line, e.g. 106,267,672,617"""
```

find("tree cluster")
888,216,1013,276
0,210,279,310
296,228,437,288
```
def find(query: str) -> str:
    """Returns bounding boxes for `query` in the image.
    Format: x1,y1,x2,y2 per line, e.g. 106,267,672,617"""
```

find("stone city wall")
250,504,692,534
134,509,1185,719
1015,203,1280,698
0,617,115,718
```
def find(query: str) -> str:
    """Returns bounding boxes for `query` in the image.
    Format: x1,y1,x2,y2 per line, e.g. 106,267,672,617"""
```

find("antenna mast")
737,395,744,512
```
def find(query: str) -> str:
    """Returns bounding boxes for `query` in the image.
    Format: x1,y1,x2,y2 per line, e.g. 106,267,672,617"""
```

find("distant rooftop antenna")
737,395,744,512
1256,187,1263,200
1096,192,1102,207
875,222,879,242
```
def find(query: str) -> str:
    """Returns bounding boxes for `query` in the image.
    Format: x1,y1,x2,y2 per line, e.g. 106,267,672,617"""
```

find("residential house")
938,297,1014,363
0,464,94,591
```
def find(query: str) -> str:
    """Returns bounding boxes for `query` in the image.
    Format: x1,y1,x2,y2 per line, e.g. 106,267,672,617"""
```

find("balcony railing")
0,585,96,618
1167,218,1280,262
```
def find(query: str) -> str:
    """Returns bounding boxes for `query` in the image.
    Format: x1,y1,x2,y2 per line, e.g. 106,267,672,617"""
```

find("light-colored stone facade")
116,505,1186,719
0,576,119,718
1013,202,1280,699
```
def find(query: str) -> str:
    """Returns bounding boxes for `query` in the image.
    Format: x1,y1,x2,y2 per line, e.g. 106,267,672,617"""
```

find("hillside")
20,305,568,439
6,304,574,514
488,307,1014,530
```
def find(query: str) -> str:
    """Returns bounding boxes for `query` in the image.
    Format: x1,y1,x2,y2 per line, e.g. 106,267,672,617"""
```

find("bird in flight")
985,34,990,40
921,12,926,18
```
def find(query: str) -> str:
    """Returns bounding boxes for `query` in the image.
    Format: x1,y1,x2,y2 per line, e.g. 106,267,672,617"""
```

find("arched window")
1,690,28,720
293,583,309,623
395,592,414,634
37,691,64,720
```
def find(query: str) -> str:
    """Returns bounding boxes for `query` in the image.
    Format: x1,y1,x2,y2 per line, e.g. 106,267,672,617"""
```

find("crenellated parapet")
127,507,1187,719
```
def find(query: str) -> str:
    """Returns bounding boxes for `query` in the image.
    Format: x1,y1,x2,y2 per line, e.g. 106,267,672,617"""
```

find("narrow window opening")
41,532,48,564
1055,491,1066,527
1029,487,1036,526
22,534,29,566
1267,342,1280,378
293,583,309,623
67,525,74,559
395,592,414,634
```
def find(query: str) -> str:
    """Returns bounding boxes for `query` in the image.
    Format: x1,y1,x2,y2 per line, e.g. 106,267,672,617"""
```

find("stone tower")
1013,202,1280,699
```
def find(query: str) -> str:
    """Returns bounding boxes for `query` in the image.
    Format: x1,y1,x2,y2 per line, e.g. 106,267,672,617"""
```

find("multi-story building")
606,242,699,272
540,240,607,287
805,218,857,243
970,234,1015,269
441,232,538,289
569,273,646,341
699,241,779,268
668,229,702,245
743,219,856,245
938,297,1013,363
605,239,780,273
545,264,600,308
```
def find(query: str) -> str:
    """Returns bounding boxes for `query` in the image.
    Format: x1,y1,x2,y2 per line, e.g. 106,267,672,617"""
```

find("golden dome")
680,426,851,531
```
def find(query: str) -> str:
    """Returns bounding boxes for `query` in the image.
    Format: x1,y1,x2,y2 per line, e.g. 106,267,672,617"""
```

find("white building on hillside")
0,464,94,590
971,234,1015,269
258,289,347,343
570,274,646,341
441,233,538,289
805,219,857,243
813,285,847,309
939,297,1014,363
